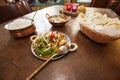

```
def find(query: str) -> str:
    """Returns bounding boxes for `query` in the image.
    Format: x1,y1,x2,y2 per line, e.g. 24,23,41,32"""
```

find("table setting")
0,5,120,80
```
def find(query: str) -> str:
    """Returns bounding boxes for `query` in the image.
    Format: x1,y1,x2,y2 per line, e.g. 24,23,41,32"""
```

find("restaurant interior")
0,0,120,80
0,0,120,23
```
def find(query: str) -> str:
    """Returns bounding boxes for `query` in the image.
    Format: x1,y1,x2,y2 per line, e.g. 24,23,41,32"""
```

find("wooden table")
0,5,120,80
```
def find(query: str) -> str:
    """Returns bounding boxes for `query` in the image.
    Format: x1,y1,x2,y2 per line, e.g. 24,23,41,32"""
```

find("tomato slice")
50,32,55,39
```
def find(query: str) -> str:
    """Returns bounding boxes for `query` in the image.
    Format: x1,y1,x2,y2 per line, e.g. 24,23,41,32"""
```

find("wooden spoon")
26,53,58,80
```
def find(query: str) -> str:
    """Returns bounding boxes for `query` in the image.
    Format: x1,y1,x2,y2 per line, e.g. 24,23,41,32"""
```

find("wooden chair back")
0,0,32,23
107,0,120,8
19,0,32,13
90,0,110,8
114,4,120,16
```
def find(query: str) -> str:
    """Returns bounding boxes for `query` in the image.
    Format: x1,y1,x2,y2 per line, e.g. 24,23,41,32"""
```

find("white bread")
79,12,120,36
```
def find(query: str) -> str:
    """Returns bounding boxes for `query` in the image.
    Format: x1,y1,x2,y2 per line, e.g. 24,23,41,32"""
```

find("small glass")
72,3,79,12
66,3,72,11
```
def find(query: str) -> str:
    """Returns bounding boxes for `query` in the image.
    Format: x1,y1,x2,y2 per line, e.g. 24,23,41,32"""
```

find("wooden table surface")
0,5,120,80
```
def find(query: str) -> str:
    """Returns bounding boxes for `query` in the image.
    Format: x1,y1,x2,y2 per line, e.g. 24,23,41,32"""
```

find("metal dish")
46,13,70,27
4,18,36,38
31,31,71,60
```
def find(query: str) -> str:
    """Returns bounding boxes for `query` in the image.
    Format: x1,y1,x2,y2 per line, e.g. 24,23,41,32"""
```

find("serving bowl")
30,31,71,60
30,31,78,60
46,13,70,27
30,31,79,60
4,18,36,38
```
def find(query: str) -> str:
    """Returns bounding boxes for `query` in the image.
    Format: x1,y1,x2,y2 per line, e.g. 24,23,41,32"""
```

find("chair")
114,4,120,16
107,0,120,8
19,0,32,13
106,0,120,16
90,0,110,8
0,0,32,23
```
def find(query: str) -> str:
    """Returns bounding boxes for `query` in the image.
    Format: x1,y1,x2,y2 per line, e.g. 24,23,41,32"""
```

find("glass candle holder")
66,3,72,11
72,4,79,12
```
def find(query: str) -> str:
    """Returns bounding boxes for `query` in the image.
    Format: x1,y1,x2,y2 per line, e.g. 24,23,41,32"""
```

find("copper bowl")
4,18,36,38
46,13,70,27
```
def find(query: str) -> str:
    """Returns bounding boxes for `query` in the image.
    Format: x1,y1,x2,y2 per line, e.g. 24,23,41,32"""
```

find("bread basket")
80,24,120,44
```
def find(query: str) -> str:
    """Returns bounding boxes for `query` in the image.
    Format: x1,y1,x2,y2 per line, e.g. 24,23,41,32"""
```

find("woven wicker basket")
80,24,120,44
59,9,79,17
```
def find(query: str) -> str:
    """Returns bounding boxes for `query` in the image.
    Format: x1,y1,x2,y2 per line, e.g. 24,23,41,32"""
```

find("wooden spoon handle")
26,54,57,80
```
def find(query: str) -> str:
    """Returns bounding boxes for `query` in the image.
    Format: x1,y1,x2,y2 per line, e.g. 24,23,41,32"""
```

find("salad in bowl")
31,31,71,60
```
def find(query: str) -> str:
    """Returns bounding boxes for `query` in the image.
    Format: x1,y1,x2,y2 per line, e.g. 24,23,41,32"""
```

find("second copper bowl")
46,13,70,27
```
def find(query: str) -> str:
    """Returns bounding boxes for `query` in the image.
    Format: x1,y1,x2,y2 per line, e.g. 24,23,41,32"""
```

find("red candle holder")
72,4,79,12
66,3,72,11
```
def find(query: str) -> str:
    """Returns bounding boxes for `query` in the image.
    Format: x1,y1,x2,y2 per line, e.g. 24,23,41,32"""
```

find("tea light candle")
66,3,72,11
72,4,79,12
